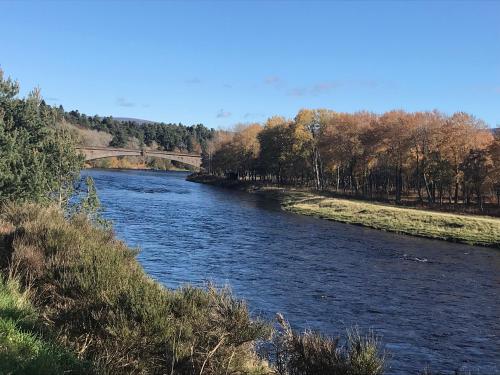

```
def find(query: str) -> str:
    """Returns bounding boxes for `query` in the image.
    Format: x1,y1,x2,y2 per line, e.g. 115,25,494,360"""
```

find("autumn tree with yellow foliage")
205,108,500,210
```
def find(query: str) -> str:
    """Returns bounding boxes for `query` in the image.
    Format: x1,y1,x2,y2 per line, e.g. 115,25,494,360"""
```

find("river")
84,169,499,375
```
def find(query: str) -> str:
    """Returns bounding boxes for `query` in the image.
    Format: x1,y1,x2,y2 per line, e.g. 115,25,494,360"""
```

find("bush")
0,203,270,374
419,368,477,375
0,277,91,374
272,313,386,375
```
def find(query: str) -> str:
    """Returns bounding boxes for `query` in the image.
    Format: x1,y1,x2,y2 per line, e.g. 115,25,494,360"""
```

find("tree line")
205,109,500,209
59,107,214,153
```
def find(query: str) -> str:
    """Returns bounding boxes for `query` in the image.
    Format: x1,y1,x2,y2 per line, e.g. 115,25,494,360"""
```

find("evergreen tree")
0,69,83,204
109,129,128,147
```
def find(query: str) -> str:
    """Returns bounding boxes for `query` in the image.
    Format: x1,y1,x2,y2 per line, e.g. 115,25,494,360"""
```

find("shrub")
272,313,386,375
0,277,91,374
419,368,477,375
0,203,270,374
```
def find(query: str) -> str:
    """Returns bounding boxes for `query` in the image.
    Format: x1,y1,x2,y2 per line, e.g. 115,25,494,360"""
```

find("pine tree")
0,69,83,204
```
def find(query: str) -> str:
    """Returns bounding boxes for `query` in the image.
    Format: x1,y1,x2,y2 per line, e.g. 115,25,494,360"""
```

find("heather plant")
0,203,270,374
0,277,92,374
73,176,111,229
420,368,477,375
272,313,385,375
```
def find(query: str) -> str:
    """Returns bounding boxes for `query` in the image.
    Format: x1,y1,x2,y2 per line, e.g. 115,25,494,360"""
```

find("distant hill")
112,117,157,125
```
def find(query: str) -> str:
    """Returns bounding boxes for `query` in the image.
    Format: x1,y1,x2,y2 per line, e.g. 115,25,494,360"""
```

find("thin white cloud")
287,87,307,97
243,112,265,119
285,80,380,97
216,109,231,118
469,84,500,94
264,75,285,89
358,80,379,88
310,81,341,95
116,97,136,108
185,77,201,84
265,75,281,84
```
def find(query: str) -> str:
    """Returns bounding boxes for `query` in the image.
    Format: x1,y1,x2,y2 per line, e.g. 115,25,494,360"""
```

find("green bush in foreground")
0,277,90,374
0,203,270,374
272,314,385,375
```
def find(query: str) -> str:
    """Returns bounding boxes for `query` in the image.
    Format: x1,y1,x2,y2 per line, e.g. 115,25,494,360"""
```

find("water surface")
85,169,499,374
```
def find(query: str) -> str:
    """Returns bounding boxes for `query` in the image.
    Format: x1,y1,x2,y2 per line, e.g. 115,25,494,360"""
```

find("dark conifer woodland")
60,107,215,153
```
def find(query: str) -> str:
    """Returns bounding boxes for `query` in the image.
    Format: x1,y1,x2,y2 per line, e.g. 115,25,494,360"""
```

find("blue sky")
1,1,499,128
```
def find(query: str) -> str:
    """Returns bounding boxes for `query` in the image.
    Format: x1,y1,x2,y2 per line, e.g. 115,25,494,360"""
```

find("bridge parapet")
77,147,202,168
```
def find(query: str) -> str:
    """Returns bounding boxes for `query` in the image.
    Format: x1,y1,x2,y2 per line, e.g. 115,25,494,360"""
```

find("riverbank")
84,165,190,172
85,156,192,172
187,174,500,248
0,278,90,374
0,203,271,374
0,202,389,374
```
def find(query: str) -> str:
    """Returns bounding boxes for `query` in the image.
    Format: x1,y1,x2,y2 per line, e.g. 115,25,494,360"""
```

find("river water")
84,169,499,374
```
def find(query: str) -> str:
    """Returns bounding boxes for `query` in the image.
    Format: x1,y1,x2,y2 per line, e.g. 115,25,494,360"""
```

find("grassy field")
0,278,90,374
282,191,500,248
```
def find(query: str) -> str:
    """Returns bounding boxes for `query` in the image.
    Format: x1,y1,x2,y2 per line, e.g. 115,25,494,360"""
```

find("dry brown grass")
272,314,386,375
59,121,112,147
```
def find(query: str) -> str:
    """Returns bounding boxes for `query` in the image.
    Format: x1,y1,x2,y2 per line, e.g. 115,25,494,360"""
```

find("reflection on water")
85,169,500,375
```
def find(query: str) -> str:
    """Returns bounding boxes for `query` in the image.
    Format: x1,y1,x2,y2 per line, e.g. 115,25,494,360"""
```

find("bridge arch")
77,147,202,169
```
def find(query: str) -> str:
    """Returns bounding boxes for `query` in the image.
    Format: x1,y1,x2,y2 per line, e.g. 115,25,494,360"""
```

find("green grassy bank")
285,193,500,247
188,174,500,248
0,278,90,374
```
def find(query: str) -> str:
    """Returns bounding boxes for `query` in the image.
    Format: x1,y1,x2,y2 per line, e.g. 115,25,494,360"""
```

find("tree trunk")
423,173,433,204
395,167,402,204
336,166,340,192
416,151,423,204
312,147,321,190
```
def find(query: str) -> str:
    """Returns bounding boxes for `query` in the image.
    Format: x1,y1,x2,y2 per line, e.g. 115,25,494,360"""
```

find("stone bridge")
77,147,202,168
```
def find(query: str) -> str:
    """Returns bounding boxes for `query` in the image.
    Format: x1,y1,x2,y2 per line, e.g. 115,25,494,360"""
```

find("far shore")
83,164,191,172
187,173,500,248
